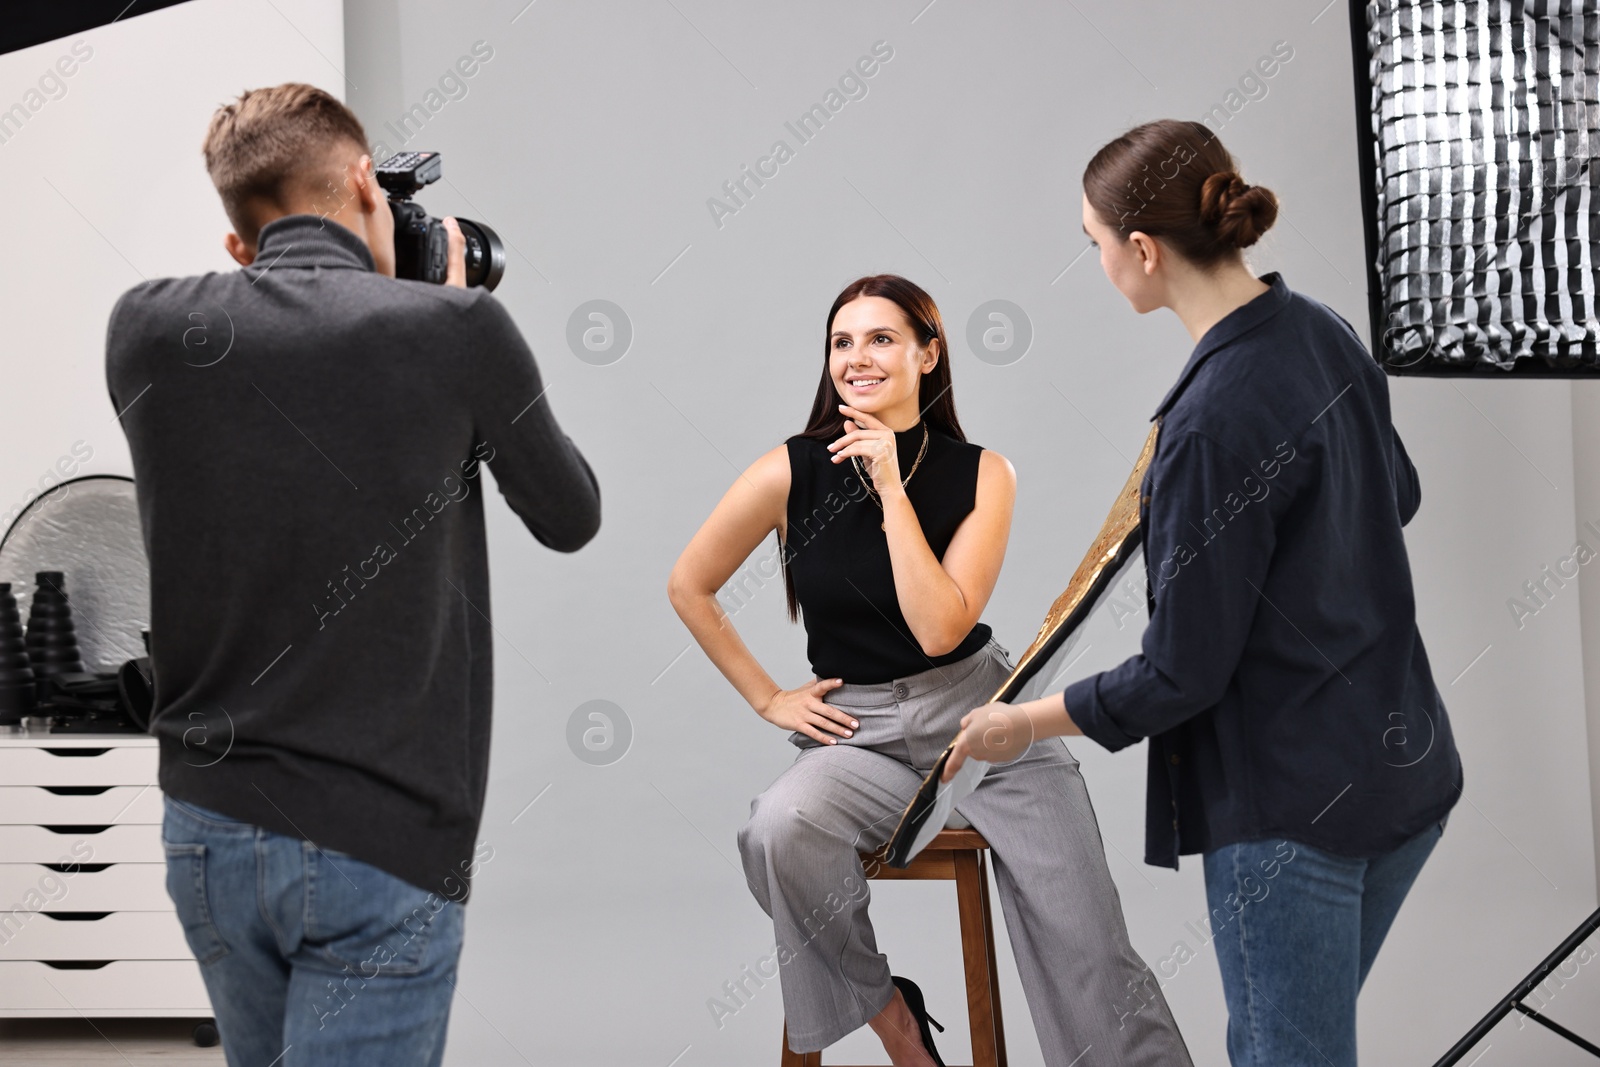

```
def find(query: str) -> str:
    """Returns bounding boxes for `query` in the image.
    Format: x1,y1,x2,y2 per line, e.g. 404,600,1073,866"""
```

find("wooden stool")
780,828,1007,1067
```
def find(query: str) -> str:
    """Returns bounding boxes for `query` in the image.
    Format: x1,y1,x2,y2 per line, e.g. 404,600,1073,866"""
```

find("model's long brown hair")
781,274,965,622
1082,119,1278,266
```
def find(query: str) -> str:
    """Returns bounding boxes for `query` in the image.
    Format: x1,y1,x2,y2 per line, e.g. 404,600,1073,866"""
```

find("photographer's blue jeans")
1203,819,1446,1067
162,795,466,1067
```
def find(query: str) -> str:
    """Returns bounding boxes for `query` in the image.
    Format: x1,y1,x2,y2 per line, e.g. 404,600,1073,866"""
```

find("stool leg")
954,850,1003,1067
978,851,1008,1067
780,1020,821,1067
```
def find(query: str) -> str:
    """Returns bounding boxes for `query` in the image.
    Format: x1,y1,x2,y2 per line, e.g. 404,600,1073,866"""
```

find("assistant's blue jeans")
162,795,466,1067
1202,818,1446,1067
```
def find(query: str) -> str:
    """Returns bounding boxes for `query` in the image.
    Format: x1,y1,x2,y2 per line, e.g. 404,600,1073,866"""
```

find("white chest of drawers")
0,732,213,1019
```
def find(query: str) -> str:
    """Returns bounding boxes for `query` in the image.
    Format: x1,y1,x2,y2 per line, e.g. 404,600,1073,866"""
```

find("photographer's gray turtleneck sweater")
105,214,600,900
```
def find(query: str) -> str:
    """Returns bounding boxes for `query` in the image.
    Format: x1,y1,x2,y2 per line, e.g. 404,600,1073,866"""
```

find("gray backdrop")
3,1,1598,1064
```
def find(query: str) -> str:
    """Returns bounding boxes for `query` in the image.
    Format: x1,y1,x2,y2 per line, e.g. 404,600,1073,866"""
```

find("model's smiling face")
828,296,935,416
1082,192,1162,314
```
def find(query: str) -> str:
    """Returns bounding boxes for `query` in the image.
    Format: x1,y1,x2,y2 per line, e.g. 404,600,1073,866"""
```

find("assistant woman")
945,121,1464,1067
668,275,1193,1067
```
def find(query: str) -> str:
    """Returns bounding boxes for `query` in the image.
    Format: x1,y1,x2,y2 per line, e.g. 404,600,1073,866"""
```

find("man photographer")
104,83,600,1066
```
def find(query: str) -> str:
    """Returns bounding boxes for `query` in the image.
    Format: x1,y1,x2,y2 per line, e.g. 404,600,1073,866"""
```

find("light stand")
1432,907,1600,1065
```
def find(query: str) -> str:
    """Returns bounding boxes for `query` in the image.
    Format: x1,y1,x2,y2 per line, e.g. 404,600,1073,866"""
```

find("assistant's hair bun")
1200,170,1279,249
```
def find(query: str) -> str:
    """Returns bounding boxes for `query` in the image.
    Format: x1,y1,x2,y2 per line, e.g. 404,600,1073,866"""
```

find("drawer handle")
41,748,111,757
40,825,112,835
42,786,114,796
42,912,112,922
42,960,113,970
41,862,111,873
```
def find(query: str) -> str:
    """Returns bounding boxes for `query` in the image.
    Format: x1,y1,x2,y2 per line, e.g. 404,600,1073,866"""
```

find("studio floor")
0,1019,224,1065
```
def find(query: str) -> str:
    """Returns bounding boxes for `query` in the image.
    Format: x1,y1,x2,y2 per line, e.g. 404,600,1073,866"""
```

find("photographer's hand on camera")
442,217,467,289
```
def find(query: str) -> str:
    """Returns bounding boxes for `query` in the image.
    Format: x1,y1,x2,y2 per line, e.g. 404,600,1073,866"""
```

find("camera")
375,151,506,290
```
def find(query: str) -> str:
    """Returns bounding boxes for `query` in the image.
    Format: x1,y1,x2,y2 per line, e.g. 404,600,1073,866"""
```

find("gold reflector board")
880,421,1160,868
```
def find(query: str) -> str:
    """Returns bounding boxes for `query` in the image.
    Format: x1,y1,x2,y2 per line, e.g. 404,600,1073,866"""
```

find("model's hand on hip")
827,404,902,496
944,701,1035,782
759,678,860,745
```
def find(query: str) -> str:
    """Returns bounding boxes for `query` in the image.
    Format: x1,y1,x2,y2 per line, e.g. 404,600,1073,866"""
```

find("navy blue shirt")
1063,273,1462,868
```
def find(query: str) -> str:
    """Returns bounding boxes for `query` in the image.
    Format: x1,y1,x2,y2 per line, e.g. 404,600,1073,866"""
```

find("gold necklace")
852,422,930,530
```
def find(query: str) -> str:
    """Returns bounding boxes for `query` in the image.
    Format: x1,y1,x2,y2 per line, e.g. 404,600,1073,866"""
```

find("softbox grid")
1361,0,1598,374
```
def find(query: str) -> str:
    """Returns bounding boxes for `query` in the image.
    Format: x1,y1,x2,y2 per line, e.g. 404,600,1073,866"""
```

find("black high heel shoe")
890,974,946,1066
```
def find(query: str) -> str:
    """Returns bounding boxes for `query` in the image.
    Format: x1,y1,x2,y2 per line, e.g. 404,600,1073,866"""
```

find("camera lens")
455,218,506,291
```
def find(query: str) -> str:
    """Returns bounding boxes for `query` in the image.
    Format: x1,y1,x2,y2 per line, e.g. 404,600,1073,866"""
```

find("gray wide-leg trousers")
738,637,1193,1066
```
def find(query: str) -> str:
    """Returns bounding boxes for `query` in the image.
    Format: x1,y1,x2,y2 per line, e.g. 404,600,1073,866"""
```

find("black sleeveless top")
784,421,993,684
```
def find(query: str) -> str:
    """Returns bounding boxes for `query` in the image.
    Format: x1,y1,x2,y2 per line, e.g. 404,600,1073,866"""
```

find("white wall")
2,1,1595,1064
0,0,346,520
1387,374,1598,1058
1573,385,1600,898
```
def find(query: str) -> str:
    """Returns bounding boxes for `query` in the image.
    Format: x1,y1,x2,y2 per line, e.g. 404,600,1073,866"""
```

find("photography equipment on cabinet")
376,150,507,290
0,480,213,1040
0,581,34,724
0,476,151,734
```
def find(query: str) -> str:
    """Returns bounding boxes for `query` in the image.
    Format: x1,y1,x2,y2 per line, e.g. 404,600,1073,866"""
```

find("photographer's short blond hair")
202,83,369,246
